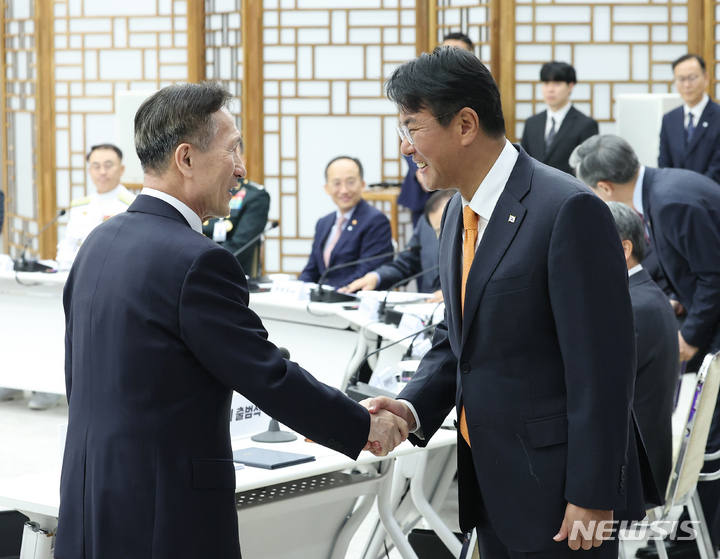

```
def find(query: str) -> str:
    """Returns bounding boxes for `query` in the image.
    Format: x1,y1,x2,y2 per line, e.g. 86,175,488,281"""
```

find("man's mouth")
416,162,427,169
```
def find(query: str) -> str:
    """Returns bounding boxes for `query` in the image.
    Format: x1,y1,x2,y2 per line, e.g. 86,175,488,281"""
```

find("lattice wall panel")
53,0,189,241
205,0,242,133
436,0,493,70
514,0,689,140
714,1,720,100
3,0,40,256
261,0,417,275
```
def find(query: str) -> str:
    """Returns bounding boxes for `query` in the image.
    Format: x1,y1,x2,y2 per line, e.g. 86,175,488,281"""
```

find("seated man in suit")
202,140,270,276
298,156,393,288
521,61,598,175
659,54,720,184
572,134,720,558
341,189,455,302
607,201,679,497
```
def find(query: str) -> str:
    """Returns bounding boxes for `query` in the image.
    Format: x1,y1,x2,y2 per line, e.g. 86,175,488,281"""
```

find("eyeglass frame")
395,110,458,146
675,73,704,85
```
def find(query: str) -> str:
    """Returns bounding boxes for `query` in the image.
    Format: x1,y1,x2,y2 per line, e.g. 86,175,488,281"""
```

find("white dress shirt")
628,263,643,277
140,188,203,234
545,102,573,140
685,93,709,131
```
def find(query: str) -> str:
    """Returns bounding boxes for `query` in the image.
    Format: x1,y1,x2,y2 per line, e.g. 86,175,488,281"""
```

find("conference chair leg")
376,460,420,559
688,490,716,559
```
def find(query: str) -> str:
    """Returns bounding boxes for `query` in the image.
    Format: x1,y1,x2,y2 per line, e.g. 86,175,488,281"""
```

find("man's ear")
621,239,633,263
175,143,193,178
458,107,479,146
595,180,614,198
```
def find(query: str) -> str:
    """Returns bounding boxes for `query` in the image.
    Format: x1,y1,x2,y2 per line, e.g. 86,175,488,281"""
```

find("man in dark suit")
658,54,720,184
55,83,408,559
202,176,270,276
298,156,393,288
521,61,599,175
364,47,654,557
607,201,679,495
572,134,720,557
341,189,455,301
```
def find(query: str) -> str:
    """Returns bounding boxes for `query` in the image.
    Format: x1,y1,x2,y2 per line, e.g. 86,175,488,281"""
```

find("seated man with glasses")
56,144,135,272
659,54,720,184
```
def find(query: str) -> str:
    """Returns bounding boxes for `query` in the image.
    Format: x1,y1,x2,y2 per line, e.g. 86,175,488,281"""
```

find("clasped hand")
361,396,415,456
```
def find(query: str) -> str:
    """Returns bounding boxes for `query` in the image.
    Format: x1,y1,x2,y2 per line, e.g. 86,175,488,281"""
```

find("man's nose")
400,138,415,157
235,161,247,179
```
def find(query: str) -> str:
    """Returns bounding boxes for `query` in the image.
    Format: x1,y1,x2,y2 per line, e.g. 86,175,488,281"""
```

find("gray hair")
606,201,645,263
569,135,640,188
134,82,232,174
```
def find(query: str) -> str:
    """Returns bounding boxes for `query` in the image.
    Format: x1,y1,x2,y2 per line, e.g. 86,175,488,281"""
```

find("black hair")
442,32,473,50
87,144,123,162
324,156,364,181
540,61,577,84
672,54,706,72
386,47,505,138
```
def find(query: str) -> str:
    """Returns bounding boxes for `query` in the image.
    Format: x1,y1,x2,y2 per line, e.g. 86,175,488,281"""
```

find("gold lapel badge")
352,219,357,225
508,215,516,223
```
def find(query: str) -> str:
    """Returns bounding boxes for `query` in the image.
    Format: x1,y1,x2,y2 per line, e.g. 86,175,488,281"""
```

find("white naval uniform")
56,184,136,270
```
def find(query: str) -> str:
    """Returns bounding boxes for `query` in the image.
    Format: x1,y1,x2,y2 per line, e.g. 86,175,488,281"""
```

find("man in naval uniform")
56,144,135,272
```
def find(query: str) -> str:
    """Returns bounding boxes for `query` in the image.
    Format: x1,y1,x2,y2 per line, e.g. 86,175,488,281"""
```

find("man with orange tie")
362,47,657,558
298,156,393,288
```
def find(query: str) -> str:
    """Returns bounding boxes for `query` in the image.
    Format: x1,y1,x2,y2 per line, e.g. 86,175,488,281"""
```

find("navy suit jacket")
57,195,370,559
642,166,720,352
658,100,720,184
298,198,393,288
374,215,440,293
629,268,679,494
398,148,654,552
521,106,599,175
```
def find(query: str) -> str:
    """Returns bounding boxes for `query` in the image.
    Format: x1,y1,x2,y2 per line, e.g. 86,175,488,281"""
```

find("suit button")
619,488,626,496
460,363,471,374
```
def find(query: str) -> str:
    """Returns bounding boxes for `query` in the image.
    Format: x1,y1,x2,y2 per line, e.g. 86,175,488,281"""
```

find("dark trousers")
457,438,620,559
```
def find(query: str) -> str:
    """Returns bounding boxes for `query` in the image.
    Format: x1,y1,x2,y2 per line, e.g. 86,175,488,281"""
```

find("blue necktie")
687,113,695,143
546,117,557,149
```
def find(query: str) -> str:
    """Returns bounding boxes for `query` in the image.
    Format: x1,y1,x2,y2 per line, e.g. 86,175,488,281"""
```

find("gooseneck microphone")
14,209,67,273
377,264,440,320
232,221,279,258
311,245,420,303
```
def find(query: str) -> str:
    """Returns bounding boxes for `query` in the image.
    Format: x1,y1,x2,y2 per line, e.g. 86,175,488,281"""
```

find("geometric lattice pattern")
515,0,689,139
3,0,40,256
714,2,720,100
436,0,494,69
52,0,189,238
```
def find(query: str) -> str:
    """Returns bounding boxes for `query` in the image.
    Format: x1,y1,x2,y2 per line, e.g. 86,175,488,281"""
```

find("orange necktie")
459,206,479,447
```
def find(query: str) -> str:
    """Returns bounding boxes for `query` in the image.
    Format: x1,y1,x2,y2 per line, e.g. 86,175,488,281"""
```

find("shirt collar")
140,188,203,234
335,205,357,223
462,139,519,221
96,184,125,201
685,93,709,120
633,165,645,217
547,102,573,124
628,263,643,277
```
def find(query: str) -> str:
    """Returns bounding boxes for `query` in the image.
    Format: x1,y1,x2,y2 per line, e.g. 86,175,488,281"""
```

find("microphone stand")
14,209,66,273
231,221,279,291
251,347,298,443
377,264,440,322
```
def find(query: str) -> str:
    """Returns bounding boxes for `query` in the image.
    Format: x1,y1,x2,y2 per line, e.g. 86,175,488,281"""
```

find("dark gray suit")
629,268,679,494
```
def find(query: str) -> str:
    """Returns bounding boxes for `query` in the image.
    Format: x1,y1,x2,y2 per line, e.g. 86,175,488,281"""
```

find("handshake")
361,396,418,457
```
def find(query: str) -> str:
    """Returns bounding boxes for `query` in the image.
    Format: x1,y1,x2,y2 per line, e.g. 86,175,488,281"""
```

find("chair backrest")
664,352,720,513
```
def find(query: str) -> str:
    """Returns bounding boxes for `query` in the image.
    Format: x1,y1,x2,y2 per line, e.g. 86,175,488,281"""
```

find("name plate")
270,280,310,301
397,313,426,338
230,391,268,439
369,365,400,394
357,296,380,321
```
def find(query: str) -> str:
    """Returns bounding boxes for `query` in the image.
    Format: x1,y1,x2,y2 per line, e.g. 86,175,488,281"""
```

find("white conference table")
0,428,458,559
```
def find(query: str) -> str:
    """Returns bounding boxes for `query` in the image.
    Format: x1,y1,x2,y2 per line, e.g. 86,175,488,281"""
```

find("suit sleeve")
661,202,720,349
179,245,370,458
374,224,423,290
658,118,671,168
548,192,636,511
351,213,394,279
223,189,271,255
703,132,720,185
298,221,324,283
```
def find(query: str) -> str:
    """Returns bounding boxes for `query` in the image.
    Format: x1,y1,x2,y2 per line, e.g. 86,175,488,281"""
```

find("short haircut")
606,201,646,263
87,144,123,162
569,135,639,188
324,156,364,181
134,82,232,174
672,54,706,72
386,47,505,138
540,61,577,84
424,189,456,221
442,32,473,50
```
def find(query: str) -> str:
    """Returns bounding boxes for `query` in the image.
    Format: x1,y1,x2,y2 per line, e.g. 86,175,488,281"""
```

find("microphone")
311,245,419,304
232,221,279,258
377,264,440,321
14,209,66,272
251,347,298,443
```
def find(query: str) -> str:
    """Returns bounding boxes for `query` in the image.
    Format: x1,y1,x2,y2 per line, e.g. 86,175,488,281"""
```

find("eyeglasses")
675,74,703,85
395,111,457,146
89,162,118,172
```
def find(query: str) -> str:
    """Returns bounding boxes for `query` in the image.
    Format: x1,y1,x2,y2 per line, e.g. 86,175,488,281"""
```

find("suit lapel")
316,213,336,272
684,102,715,158
544,107,578,161
442,198,464,343
328,199,366,266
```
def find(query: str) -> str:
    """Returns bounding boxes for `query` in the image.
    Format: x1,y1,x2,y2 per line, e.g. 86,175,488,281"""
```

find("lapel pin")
352,219,357,225
703,121,708,128
347,226,353,231
508,215,516,223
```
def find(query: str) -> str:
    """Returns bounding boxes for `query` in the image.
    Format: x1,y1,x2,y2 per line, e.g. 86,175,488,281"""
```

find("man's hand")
339,273,378,294
679,331,699,362
670,299,685,316
554,503,613,550
363,409,408,456
425,290,444,304
361,396,417,431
